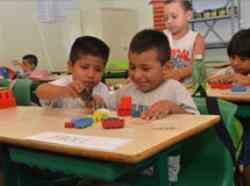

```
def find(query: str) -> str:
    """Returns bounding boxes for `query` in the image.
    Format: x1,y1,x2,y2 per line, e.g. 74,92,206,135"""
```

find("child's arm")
141,100,188,120
192,33,205,59
36,80,83,100
208,74,230,83
230,74,250,85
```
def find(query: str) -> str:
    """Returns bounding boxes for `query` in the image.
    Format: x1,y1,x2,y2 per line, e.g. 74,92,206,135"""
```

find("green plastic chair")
0,79,10,87
12,79,33,105
175,97,243,186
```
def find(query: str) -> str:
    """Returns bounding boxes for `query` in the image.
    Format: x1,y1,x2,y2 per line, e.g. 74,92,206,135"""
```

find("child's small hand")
164,69,182,81
12,60,22,67
230,74,250,85
87,95,107,109
141,100,176,120
208,75,232,84
64,80,85,98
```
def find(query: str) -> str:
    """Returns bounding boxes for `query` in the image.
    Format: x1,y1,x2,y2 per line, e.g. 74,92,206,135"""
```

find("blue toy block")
231,84,247,92
132,110,141,118
71,117,93,129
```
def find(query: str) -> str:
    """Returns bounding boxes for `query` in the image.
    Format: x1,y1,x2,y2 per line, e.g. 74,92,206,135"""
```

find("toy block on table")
231,84,247,92
0,89,16,109
71,117,94,129
117,96,132,116
102,118,125,129
132,104,148,118
209,82,233,89
93,109,110,123
64,122,74,128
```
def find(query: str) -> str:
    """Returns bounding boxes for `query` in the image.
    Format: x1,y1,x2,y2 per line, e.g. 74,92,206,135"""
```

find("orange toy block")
117,96,132,116
0,90,16,109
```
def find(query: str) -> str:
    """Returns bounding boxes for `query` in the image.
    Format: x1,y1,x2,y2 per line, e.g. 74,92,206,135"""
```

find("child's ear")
67,61,73,73
186,10,193,21
164,61,173,70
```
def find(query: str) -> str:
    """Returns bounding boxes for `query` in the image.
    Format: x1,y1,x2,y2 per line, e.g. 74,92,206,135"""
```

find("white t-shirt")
165,30,198,84
107,80,199,115
41,75,109,108
212,66,235,76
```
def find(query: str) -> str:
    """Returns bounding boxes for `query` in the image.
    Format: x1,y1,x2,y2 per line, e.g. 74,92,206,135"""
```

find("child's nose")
86,68,96,78
134,70,143,79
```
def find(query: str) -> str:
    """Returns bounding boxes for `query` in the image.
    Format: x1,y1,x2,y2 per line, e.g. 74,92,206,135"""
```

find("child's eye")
172,15,177,19
142,67,151,71
129,65,136,70
94,67,102,72
80,65,89,69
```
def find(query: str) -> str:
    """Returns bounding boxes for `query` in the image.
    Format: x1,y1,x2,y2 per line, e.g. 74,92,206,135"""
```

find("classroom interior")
0,0,250,186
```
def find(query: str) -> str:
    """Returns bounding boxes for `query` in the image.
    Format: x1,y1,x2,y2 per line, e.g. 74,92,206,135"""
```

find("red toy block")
209,82,232,89
117,96,132,116
0,90,16,109
102,118,125,129
64,122,74,128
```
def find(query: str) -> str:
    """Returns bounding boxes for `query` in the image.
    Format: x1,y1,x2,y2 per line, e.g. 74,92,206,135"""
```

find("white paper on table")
27,132,131,151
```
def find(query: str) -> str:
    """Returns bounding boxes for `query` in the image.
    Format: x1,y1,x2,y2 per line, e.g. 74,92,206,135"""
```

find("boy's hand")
164,69,182,81
87,95,107,109
230,74,250,85
141,100,177,120
63,80,85,98
208,75,232,84
12,60,22,67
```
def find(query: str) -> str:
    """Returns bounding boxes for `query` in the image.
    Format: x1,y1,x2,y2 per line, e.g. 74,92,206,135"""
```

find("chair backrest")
0,79,10,87
12,79,32,105
193,97,243,161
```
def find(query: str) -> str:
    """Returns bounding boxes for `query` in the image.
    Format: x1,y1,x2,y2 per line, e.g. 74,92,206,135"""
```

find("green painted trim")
9,147,130,182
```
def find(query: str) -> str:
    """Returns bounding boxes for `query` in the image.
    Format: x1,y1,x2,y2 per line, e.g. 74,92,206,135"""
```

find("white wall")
0,0,249,71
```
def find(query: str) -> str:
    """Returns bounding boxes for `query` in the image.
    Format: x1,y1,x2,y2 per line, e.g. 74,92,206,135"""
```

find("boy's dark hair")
69,36,110,65
22,54,38,69
129,29,171,65
164,0,192,11
227,29,250,59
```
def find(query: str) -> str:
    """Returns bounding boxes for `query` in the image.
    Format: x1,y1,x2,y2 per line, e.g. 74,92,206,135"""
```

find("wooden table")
207,87,250,103
0,107,220,186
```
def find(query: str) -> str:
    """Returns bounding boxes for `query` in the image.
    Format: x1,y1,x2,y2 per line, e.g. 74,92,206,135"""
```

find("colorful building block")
117,96,132,116
231,84,247,92
0,90,16,109
132,104,148,118
71,117,94,129
64,122,74,128
209,82,233,89
102,118,125,129
93,109,110,123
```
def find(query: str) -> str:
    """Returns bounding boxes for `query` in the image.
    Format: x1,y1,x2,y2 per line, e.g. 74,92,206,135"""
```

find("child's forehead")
129,50,159,63
165,1,187,12
76,55,105,65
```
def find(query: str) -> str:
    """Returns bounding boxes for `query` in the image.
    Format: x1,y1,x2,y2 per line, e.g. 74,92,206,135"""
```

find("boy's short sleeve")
173,82,199,115
49,75,72,86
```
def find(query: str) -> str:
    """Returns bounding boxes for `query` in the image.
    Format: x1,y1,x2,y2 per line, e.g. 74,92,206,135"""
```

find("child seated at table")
14,54,39,78
107,29,198,118
209,28,250,186
107,29,199,184
209,29,250,85
36,36,110,111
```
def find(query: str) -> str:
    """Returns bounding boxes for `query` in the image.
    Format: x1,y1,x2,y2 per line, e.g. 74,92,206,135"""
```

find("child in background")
36,36,110,110
209,29,250,186
107,29,198,184
14,54,38,77
209,29,250,85
163,0,205,84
